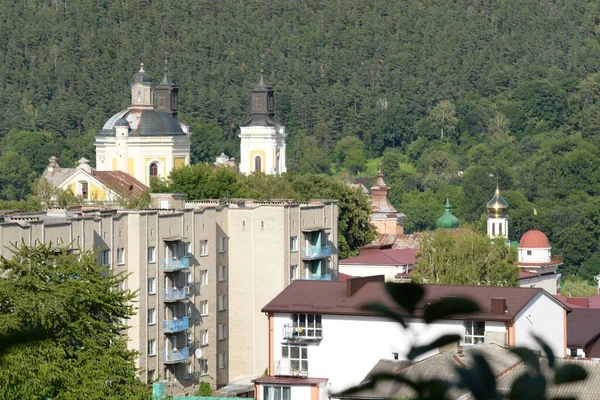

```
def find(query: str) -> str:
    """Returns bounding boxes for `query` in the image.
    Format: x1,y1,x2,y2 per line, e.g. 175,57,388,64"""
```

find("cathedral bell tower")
154,57,179,117
238,68,286,175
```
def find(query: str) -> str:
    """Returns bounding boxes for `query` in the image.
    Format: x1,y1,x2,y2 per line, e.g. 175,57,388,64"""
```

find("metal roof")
97,109,186,137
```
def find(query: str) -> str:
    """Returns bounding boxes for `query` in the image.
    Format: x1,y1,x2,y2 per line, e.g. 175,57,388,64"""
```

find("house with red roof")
338,245,418,282
516,229,562,294
253,276,570,399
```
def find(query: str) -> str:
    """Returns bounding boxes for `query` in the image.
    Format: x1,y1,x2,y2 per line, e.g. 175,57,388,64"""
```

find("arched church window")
254,156,262,172
150,163,158,177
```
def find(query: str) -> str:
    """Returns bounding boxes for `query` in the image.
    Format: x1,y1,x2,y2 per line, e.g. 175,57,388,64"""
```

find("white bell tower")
486,187,509,239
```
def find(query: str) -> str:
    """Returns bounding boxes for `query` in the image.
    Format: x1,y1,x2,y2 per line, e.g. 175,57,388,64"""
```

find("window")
148,308,156,325
290,265,297,282
218,295,227,311
218,266,227,282
290,236,298,252
184,271,191,286
184,242,191,256
99,249,110,267
185,303,192,318
200,270,208,285
200,301,208,316
292,314,322,338
464,321,485,344
254,155,262,172
527,250,532,256
117,248,125,265
147,369,155,381
80,181,89,200
199,240,208,256
148,246,155,263
281,344,308,373
150,163,158,177
218,324,227,340
218,353,227,369
392,352,399,360
570,348,578,357
219,237,227,253
148,277,156,294
199,359,208,375
201,330,209,346
148,339,156,356
264,386,291,400
118,280,125,292
184,363,192,379
187,332,193,348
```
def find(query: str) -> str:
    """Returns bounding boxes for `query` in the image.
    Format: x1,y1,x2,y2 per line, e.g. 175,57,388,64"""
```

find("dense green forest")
2,0,600,278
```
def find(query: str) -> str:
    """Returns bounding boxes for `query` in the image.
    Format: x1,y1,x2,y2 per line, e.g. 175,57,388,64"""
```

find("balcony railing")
301,273,332,281
162,256,190,272
300,245,332,260
163,287,189,302
162,317,189,333
282,324,323,341
275,359,309,378
163,347,189,364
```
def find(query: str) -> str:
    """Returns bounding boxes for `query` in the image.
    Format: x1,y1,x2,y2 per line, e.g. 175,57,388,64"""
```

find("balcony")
301,273,332,281
300,245,332,260
282,324,323,342
162,256,190,272
162,317,189,333
163,347,189,364
275,359,308,378
163,287,189,302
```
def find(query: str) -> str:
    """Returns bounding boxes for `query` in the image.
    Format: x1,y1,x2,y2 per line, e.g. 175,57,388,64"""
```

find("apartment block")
0,195,338,395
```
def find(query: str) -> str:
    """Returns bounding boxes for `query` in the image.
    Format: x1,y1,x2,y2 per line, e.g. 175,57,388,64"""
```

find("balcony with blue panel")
163,347,189,364
162,256,190,272
301,273,332,281
300,245,332,260
163,287,189,302
162,317,189,333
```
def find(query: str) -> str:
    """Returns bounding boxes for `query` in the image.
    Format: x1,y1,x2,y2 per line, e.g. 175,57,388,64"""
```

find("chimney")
48,156,60,172
491,298,506,315
346,275,384,297
77,158,92,173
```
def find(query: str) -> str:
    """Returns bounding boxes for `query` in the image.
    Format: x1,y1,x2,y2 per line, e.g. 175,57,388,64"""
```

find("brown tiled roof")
555,294,600,309
91,170,148,199
373,233,423,250
568,309,600,348
262,278,569,322
340,249,418,266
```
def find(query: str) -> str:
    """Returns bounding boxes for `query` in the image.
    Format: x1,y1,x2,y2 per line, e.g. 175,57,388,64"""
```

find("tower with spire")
486,187,509,239
370,168,405,235
238,66,286,175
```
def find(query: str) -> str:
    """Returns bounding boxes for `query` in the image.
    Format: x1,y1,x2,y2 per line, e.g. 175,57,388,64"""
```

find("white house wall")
338,264,408,282
514,292,565,357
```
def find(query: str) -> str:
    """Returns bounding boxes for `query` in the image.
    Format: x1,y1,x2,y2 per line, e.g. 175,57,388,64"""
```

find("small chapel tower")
238,69,286,175
486,187,509,239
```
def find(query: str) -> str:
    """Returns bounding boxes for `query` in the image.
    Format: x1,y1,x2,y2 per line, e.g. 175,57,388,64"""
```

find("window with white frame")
292,314,322,338
263,386,291,400
290,236,298,252
219,237,227,253
184,271,191,287
148,308,156,325
218,265,227,282
281,344,308,373
199,359,208,375
218,353,227,369
464,321,485,344
147,369,155,381
200,300,208,316
184,242,191,256
200,270,208,285
148,277,156,294
117,248,125,265
200,329,209,346
218,295,227,311
184,363,192,379
148,339,156,356
218,324,227,340
199,240,208,256
147,246,155,263
290,265,298,282
99,249,110,267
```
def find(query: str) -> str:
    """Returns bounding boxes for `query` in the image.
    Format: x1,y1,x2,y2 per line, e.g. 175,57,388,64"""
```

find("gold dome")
486,187,509,217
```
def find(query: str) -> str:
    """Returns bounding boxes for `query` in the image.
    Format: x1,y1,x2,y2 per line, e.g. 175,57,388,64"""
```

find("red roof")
518,271,539,279
519,229,551,249
262,278,570,322
91,170,148,199
338,272,352,281
567,309,600,351
340,249,418,266
554,295,600,309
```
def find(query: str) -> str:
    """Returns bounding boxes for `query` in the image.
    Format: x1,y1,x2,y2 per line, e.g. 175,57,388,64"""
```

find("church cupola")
486,187,509,239
130,63,153,108
436,200,460,230
154,57,179,117
243,68,276,127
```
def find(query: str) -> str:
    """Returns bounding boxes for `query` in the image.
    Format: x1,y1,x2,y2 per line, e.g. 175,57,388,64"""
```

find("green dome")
436,200,460,230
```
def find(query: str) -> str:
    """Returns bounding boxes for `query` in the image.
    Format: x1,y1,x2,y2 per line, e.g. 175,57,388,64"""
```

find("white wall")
519,274,558,295
515,292,565,357
338,264,409,282
518,247,551,263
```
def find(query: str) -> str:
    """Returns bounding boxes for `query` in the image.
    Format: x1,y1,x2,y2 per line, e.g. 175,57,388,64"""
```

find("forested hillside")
2,0,600,278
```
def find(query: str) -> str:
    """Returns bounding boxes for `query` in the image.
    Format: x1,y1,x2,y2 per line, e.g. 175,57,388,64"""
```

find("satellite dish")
195,348,203,359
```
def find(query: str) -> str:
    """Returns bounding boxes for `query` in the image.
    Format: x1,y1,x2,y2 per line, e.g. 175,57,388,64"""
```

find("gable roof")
262,277,570,322
568,308,600,349
42,166,76,186
90,170,148,198
340,249,418,266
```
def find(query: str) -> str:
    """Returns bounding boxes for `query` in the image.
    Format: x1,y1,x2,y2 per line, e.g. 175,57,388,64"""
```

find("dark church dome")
98,109,186,137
